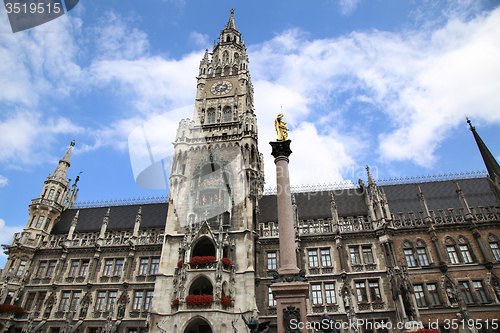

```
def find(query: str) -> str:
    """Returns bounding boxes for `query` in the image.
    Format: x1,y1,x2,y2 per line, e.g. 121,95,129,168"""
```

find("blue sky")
0,0,500,266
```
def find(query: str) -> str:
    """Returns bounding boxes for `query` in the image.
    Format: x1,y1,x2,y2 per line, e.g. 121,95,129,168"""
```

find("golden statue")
275,113,288,141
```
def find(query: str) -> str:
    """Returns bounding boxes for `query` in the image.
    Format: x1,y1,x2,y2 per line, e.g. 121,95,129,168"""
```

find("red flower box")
0,304,24,315
177,260,184,268
185,294,214,307
221,257,232,268
172,298,179,308
189,256,216,268
221,295,232,308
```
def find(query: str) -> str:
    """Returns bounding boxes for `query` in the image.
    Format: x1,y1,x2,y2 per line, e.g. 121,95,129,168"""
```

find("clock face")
211,81,232,95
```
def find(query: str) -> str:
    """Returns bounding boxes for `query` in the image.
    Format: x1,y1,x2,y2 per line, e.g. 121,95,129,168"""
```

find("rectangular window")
447,246,460,264
362,247,374,264
150,258,159,275
459,282,473,304
79,261,89,277
350,247,361,265
35,216,44,228
70,292,81,311
459,245,473,263
311,284,323,305
144,291,154,310
69,261,79,277
413,285,426,307
268,287,276,307
417,248,429,266
103,260,113,276
404,249,416,267
96,292,106,311
106,291,117,311
59,292,71,311
34,292,46,311
490,242,500,261
308,250,319,268
46,261,56,278
133,291,144,311
267,252,277,270
356,282,368,302
473,281,488,303
25,293,36,311
325,283,336,304
36,262,47,278
113,259,124,276
16,260,27,276
427,283,440,305
139,259,148,275
321,249,332,267
369,281,381,302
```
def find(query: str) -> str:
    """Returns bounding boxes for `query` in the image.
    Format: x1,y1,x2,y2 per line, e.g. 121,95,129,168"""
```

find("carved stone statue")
275,113,288,141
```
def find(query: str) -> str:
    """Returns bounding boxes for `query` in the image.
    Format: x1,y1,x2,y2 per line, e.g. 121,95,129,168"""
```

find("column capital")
270,140,292,159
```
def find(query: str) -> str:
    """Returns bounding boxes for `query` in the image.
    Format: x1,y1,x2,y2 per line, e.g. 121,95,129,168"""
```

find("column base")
271,282,309,333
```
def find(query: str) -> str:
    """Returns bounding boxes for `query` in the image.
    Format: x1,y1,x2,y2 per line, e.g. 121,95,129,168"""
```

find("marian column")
270,113,308,333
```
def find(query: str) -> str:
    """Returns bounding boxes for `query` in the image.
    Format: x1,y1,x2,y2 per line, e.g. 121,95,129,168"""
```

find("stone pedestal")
271,282,309,333
270,140,308,333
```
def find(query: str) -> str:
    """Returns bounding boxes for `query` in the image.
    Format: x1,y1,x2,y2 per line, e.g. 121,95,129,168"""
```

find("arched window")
54,191,61,203
223,107,232,122
403,241,417,267
206,109,216,124
457,236,474,263
192,237,216,257
189,275,213,296
232,65,238,75
415,239,430,266
445,237,460,264
47,189,55,200
222,51,229,64
226,35,230,42
234,53,239,62
224,66,230,76
215,67,221,76
489,234,500,261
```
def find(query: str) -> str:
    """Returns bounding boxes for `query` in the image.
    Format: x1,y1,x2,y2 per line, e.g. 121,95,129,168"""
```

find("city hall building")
1,10,499,333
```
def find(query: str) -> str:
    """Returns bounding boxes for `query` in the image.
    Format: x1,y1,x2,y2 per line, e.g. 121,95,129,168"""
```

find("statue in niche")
275,113,288,141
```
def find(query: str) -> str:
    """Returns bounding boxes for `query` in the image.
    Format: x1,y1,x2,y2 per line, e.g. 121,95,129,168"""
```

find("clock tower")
153,10,264,333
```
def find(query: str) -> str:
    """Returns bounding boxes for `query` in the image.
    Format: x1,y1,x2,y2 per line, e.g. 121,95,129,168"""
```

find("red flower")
172,298,179,308
177,260,184,268
221,257,232,268
189,256,216,268
221,295,233,308
0,304,24,315
185,294,214,307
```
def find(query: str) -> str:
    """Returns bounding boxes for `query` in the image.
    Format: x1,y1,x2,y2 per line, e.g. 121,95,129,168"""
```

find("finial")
70,140,75,147
366,165,376,186
230,8,234,15
466,116,475,131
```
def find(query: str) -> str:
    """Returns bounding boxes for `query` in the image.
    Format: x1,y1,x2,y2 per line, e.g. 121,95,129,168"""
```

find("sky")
0,0,500,266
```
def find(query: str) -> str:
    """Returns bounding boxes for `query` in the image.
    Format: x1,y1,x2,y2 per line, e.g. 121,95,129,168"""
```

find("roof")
382,177,497,214
258,187,367,223
51,203,168,234
50,178,497,232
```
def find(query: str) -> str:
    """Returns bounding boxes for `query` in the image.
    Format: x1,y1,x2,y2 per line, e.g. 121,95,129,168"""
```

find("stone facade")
1,10,500,333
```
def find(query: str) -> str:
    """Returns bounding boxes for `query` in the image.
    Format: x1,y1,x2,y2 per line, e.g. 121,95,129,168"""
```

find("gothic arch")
183,316,213,333
188,274,214,296
192,236,216,258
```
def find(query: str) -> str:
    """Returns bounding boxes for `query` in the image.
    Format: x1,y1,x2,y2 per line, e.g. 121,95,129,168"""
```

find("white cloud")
0,219,23,264
92,12,150,60
0,111,84,167
249,7,500,174
0,176,8,188
339,0,362,16
189,32,209,48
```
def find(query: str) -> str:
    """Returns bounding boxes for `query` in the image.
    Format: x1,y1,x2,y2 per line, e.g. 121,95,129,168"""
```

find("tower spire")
51,140,75,181
227,9,236,29
467,118,500,179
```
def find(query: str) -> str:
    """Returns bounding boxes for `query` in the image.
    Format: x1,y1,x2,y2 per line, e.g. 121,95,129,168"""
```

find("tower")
152,10,264,333
1,141,78,305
